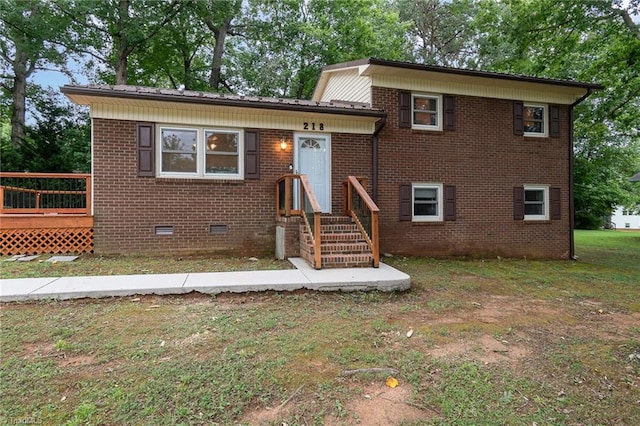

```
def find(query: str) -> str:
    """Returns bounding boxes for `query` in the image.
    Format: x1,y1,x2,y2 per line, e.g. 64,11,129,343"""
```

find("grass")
0,253,292,279
1,230,639,425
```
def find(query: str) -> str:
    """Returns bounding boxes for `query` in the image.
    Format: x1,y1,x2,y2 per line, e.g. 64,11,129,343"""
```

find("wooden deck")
0,173,94,256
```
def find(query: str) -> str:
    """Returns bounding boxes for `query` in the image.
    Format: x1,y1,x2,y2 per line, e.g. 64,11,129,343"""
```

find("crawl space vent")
210,224,228,235
154,225,174,235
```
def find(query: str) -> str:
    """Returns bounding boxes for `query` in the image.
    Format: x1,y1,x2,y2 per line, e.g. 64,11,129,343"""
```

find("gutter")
372,117,387,202
569,88,594,260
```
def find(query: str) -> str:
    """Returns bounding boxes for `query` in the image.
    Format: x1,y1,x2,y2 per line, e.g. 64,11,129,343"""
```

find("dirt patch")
58,354,95,367
242,381,433,426
429,334,528,364
325,382,433,425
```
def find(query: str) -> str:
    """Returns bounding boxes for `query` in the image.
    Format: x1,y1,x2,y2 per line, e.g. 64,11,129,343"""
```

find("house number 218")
303,122,324,131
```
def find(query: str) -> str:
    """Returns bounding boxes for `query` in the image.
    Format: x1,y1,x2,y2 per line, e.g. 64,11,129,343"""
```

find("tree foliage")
1,0,73,148
1,87,90,172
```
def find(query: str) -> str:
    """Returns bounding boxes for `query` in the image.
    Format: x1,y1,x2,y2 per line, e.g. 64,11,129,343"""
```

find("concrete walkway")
0,258,411,302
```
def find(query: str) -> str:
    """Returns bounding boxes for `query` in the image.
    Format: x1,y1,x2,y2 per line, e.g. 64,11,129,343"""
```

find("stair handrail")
345,176,380,268
275,174,302,217
275,173,323,269
299,175,323,269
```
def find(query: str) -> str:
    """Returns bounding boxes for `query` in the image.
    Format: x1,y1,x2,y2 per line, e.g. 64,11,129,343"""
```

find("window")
161,128,197,173
205,130,239,175
158,126,243,179
413,184,443,221
524,185,549,220
625,223,631,228
412,94,442,130
523,104,547,137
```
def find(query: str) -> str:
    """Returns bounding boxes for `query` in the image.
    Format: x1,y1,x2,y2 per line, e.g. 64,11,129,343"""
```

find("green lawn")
1,231,638,425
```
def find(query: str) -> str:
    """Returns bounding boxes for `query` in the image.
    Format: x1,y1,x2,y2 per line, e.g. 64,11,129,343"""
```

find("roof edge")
61,85,386,119
320,57,603,91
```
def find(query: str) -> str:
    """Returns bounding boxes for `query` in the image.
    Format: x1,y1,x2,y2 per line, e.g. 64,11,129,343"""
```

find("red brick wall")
91,119,371,255
372,86,572,259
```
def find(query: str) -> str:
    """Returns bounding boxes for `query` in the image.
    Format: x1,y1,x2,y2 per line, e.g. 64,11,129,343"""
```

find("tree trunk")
10,51,29,149
114,0,130,85
208,16,231,91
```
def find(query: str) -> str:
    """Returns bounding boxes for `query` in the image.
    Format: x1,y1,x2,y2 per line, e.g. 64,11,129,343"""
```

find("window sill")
523,219,552,224
410,128,444,134
411,220,446,226
154,177,246,185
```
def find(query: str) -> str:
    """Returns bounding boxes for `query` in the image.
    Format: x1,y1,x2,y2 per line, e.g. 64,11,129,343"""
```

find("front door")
295,133,331,213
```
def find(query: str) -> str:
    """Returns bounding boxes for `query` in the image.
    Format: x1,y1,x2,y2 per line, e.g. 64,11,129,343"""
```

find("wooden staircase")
300,216,374,268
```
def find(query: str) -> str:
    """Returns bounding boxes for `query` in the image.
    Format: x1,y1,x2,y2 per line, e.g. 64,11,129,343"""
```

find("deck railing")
0,172,91,216
344,176,380,267
275,174,323,269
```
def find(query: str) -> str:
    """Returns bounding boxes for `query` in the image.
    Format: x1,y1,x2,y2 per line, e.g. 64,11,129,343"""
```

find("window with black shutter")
513,186,524,220
244,129,260,179
398,91,411,128
137,122,155,177
399,184,412,221
444,185,456,220
550,105,561,138
513,101,524,136
550,187,561,220
443,95,456,131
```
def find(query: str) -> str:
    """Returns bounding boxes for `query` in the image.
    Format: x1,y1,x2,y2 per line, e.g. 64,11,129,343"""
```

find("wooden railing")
344,176,380,267
275,174,323,269
0,172,92,216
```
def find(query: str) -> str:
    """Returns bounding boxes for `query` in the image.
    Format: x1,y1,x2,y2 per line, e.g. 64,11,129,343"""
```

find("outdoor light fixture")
280,137,287,151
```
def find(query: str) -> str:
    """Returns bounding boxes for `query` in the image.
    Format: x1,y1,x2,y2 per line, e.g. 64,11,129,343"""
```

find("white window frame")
524,185,549,221
412,93,442,131
412,183,443,222
523,103,548,137
157,125,244,180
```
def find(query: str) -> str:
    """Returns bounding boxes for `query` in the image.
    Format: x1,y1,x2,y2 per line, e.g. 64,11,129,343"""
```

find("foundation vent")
154,225,174,235
210,224,228,235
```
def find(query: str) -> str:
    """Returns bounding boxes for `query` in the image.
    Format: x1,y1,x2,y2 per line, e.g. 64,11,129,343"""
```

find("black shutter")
513,186,524,220
244,129,260,179
398,91,411,128
399,184,412,221
443,95,456,131
550,187,561,220
513,101,524,136
444,185,456,221
550,105,561,138
137,122,154,177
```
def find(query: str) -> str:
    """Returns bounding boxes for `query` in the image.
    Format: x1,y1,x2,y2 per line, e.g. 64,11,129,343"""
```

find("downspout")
372,117,386,202
569,88,593,260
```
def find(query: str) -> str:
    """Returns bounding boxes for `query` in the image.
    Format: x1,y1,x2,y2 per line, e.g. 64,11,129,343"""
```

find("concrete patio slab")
45,255,79,262
288,258,411,292
0,259,411,302
27,273,190,300
184,269,309,294
0,277,60,301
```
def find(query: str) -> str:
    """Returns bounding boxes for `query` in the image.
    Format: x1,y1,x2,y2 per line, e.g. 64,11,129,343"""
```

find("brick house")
62,58,600,266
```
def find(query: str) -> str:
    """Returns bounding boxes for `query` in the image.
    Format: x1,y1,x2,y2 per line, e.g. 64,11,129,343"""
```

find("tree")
473,0,640,228
60,0,185,85
228,0,411,99
397,0,479,67
0,0,73,149
0,87,90,172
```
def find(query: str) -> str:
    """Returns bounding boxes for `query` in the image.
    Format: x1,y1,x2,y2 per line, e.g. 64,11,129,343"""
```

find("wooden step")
299,216,373,268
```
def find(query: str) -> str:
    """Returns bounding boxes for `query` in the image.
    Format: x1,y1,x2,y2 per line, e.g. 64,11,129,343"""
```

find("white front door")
295,133,331,213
